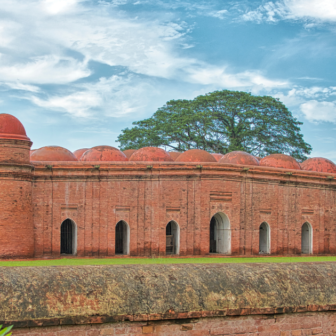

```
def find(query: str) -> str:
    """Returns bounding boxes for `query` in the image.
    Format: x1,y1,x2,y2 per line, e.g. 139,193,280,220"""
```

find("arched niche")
60,218,77,255
209,212,231,254
259,222,270,254
301,222,313,254
166,221,180,255
115,220,130,255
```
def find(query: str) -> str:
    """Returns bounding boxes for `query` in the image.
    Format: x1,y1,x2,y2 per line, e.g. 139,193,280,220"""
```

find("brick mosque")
1,112,336,259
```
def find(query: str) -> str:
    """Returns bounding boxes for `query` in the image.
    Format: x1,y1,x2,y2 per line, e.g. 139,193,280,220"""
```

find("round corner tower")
0,113,34,258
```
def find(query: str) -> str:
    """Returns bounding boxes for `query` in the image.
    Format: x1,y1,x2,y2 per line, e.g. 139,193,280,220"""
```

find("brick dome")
31,146,77,161
301,157,336,174
73,148,89,160
169,152,182,161
260,154,301,170
80,146,128,161
0,113,30,141
130,147,173,162
219,151,259,166
123,149,136,159
175,149,217,163
212,153,224,162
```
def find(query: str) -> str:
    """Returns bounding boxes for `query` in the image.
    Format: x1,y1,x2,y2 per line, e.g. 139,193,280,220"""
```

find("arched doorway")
301,222,312,254
259,222,270,254
166,221,180,255
115,220,130,255
209,212,230,254
60,218,77,255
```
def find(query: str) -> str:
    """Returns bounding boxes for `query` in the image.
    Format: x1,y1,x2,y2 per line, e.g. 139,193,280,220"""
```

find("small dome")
73,148,89,160
123,149,137,159
80,146,128,161
130,147,173,162
31,146,77,161
175,149,217,163
219,151,259,166
301,157,336,174
0,113,30,141
260,154,301,170
212,153,224,162
169,152,182,161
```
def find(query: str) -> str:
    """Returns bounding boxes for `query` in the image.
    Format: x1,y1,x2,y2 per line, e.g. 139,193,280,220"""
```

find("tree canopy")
117,90,312,161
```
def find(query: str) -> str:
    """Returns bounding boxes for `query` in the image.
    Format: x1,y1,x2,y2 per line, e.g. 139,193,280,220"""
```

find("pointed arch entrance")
259,222,270,254
209,212,230,254
301,222,312,254
60,218,77,255
166,221,180,255
115,220,130,255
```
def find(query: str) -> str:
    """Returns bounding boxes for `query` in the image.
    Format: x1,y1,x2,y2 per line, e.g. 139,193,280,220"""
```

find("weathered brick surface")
28,161,336,258
10,312,336,336
0,138,34,258
2,142,336,258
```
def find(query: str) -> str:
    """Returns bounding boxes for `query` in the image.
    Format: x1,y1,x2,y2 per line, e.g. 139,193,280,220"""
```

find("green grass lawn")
1,255,336,267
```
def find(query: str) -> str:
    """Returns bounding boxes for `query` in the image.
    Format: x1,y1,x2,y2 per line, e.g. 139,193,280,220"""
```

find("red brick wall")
10,311,335,335
0,139,34,258
29,163,336,258
0,139,31,164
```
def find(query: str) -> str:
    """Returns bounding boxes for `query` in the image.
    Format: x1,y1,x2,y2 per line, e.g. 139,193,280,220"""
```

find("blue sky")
1,0,336,159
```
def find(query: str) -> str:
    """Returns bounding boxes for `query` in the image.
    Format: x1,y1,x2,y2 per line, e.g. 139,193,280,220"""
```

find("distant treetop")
117,89,312,162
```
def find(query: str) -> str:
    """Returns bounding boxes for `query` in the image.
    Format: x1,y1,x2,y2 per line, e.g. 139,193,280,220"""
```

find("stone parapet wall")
1,263,336,327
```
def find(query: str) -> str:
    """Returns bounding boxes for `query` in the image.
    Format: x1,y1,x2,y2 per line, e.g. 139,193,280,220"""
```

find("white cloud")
185,66,288,89
4,82,40,92
0,55,90,84
208,9,228,20
300,100,336,122
26,74,160,118
41,0,81,15
242,0,336,24
30,91,102,118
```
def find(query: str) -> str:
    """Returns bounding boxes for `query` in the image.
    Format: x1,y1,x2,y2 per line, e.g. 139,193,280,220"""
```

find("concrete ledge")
1,263,336,327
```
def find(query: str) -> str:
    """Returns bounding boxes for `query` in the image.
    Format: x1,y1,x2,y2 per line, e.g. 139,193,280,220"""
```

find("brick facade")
26,161,336,258
1,118,336,258
1,151,336,258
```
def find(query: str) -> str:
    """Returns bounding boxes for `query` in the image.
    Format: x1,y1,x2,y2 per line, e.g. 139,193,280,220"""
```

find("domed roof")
0,113,30,141
80,146,128,161
219,151,259,166
30,146,77,161
73,148,89,160
301,157,336,174
130,147,173,162
123,149,137,159
169,152,182,161
212,153,224,162
260,154,301,170
175,149,217,163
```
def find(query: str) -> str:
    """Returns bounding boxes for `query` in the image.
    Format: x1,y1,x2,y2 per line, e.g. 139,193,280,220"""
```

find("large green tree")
117,90,312,161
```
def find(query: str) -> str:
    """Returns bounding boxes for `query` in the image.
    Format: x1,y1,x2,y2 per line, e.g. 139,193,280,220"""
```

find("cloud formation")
301,100,336,122
242,0,336,23
0,0,289,119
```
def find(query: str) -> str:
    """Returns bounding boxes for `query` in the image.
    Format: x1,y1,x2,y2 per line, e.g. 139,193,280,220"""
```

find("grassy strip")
0,256,336,267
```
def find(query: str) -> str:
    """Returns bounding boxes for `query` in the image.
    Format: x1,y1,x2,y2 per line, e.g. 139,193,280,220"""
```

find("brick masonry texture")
23,161,336,258
10,312,336,336
2,136,336,258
